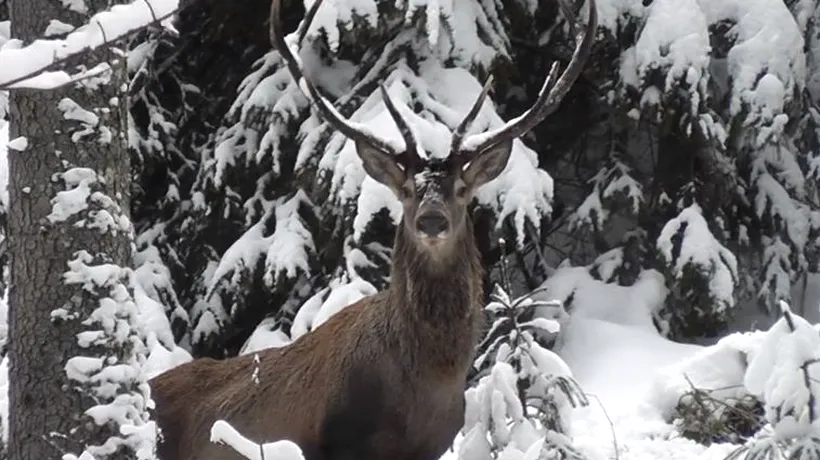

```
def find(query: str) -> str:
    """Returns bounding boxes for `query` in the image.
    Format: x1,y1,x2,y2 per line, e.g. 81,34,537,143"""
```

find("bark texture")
7,0,132,458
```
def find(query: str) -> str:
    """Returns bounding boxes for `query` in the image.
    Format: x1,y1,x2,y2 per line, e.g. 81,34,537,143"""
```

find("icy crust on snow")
0,0,178,89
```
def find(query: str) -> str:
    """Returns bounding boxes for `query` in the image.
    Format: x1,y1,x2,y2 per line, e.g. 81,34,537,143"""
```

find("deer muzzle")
415,209,450,240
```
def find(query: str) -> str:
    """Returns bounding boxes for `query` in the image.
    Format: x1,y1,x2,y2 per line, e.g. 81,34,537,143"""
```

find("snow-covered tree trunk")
6,1,154,459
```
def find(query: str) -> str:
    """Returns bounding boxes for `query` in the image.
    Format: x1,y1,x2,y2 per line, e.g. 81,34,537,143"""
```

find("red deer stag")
150,0,596,458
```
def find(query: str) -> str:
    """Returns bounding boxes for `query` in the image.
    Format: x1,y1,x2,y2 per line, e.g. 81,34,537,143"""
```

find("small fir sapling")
460,240,588,460
725,301,820,460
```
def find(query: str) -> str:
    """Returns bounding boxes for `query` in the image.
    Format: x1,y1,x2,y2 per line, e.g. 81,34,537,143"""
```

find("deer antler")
270,0,421,168
272,0,596,170
453,0,597,162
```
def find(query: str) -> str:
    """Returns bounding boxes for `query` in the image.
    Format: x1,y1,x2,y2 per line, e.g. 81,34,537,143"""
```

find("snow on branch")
571,158,643,232
723,301,820,460
462,273,588,460
191,190,316,346
319,63,554,246
656,203,738,314
0,0,179,90
210,420,305,460
619,0,710,134
60,251,156,459
48,166,132,235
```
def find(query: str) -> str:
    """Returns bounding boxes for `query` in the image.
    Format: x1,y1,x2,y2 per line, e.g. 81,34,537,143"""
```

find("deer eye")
401,184,414,199
455,183,468,199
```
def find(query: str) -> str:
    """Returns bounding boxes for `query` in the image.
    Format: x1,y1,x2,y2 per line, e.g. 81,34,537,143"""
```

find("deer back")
151,298,372,460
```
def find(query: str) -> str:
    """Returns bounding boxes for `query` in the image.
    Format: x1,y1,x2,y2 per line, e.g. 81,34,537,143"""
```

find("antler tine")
379,85,422,168
460,0,597,157
270,0,399,156
450,75,494,155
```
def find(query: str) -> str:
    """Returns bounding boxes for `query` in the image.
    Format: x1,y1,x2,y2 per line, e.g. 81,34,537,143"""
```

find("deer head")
271,0,597,259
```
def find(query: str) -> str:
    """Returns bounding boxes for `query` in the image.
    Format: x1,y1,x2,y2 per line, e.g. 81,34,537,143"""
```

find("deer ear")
356,140,407,191
462,140,513,189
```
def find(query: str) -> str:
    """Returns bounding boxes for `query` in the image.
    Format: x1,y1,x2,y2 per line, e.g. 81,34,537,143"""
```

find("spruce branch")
0,0,195,90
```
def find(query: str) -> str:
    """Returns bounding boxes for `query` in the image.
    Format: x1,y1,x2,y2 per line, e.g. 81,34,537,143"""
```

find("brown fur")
150,219,484,460
151,0,598,455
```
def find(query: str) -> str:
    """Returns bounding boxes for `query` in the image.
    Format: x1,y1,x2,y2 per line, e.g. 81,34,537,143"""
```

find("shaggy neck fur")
385,216,484,370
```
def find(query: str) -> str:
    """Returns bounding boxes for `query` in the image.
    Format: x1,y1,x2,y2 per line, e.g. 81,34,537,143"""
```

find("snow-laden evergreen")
0,0,179,89
6,0,820,458
165,0,565,354
124,0,820,356
461,275,588,460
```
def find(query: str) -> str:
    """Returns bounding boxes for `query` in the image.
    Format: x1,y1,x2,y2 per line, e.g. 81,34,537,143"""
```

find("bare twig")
585,393,620,460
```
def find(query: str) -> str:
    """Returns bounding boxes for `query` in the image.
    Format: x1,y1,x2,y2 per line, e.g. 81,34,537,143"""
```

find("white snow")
743,303,820,439
203,191,314,306
317,62,556,246
448,262,809,460
211,420,305,460
63,0,90,15
48,167,99,223
239,317,292,355
657,204,739,312
4,1,820,459
291,276,376,340
6,136,27,152
628,0,710,113
594,0,646,33
262,190,316,287
0,0,179,89
44,20,77,38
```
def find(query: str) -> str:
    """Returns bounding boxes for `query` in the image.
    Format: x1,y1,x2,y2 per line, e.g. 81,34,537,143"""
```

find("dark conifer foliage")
129,0,820,359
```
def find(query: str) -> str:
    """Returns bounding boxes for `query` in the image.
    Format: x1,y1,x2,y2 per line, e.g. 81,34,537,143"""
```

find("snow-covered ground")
433,266,744,460
557,317,737,460
0,112,815,460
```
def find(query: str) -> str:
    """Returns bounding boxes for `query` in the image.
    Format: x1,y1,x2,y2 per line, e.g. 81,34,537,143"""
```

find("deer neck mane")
385,217,484,366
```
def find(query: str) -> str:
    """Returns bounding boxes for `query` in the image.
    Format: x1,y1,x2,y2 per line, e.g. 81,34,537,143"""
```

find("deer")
149,0,596,458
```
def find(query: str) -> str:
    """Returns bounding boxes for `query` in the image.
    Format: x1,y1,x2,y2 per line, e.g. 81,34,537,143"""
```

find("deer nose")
416,213,449,236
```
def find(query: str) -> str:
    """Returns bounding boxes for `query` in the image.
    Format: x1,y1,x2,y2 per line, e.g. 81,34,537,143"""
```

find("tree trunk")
7,1,151,459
